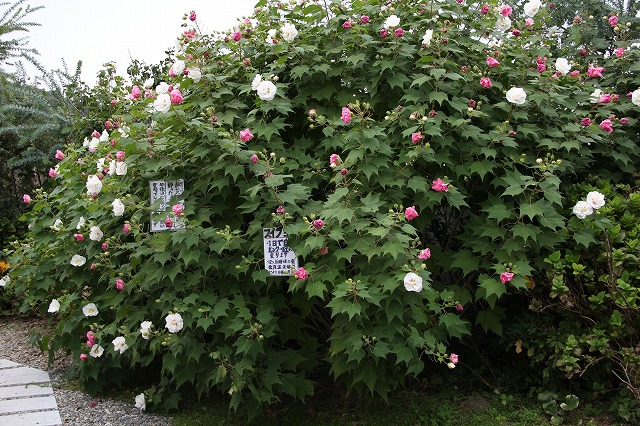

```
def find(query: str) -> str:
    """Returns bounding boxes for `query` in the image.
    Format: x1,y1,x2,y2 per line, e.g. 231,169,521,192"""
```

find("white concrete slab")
0,366,50,386
0,360,20,369
0,383,53,399
0,395,57,414
0,409,62,425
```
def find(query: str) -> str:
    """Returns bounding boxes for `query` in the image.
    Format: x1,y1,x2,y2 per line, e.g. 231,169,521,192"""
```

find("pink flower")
480,5,489,14
569,70,580,77
86,331,95,340
276,205,285,215
48,168,57,178
537,63,546,73
456,303,464,312
74,234,84,242
500,272,515,283
405,206,419,221
486,57,500,68
581,118,591,126
418,248,431,260
250,154,259,164
172,204,184,216
450,353,459,364
599,93,612,103
431,178,449,192
170,89,183,104
587,65,605,78
129,85,141,100
123,224,131,234
609,15,618,27
340,168,347,175
411,132,423,144
525,18,534,27
480,77,492,88
80,354,88,361
319,246,329,255
232,31,242,41
360,15,370,24
55,150,65,160
341,107,352,124
115,279,124,291
615,47,624,57
501,5,512,16
394,28,404,37
599,119,613,133
239,129,254,142
116,151,125,161
102,243,108,251
189,10,196,21
620,117,629,125
312,219,324,229
165,217,173,228
342,20,352,29
512,29,520,36
379,28,388,38
294,267,308,280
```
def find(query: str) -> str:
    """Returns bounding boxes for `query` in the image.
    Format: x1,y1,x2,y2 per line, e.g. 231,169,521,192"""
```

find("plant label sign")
149,179,185,232
263,227,298,276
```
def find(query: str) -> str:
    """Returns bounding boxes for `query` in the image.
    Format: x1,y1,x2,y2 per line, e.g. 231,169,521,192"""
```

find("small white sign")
149,179,185,232
263,228,298,276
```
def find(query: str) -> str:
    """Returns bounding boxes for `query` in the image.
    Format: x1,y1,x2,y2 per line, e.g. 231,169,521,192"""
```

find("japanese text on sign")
149,179,185,232
263,227,298,276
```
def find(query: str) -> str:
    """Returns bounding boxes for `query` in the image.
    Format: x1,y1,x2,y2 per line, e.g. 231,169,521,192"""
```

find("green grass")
170,384,609,426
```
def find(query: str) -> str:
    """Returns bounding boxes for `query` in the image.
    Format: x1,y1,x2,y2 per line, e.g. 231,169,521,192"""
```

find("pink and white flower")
112,336,128,354
403,272,423,292
586,191,605,209
165,313,184,333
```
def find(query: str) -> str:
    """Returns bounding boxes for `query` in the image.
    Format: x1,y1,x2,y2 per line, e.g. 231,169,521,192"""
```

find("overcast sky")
24,0,257,83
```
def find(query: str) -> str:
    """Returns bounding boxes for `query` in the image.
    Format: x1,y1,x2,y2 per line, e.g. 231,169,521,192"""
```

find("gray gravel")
0,316,173,425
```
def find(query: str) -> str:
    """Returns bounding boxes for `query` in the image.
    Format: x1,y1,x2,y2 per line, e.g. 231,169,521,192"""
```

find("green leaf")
438,314,471,339
450,250,480,276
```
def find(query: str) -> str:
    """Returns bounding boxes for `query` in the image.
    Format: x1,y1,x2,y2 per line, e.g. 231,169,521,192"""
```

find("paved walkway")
0,359,62,425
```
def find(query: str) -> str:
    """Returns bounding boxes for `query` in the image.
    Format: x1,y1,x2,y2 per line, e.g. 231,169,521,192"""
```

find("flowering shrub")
3,0,640,417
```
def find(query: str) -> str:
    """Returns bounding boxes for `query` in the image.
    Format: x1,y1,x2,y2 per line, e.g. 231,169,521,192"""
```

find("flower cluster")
573,191,606,219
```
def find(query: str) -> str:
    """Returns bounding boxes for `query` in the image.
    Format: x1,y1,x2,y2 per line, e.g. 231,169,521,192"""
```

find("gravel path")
0,316,173,425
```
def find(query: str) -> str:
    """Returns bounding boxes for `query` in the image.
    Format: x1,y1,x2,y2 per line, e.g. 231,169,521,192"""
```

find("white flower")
155,82,170,95
0,275,9,287
89,344,104,358
506,87,527,105
403,272,423,292
586,191,605,209
99,130,109,142
555,58,571,75
89,226,103,242
83,137,89,147
251,74,263,90
86,175,103,196
112,198,125,217
96,158,105,173
495,16,512,31
47,299,60,313
82,302,99,317
266,29,277,44
70,254,86,267
573,201,594,219
153,93,171,113
523,0,542,17
447,362,456,369
590,88,603,103
384,14,400,29
135,393,146,411
118,126,130,138
189,67,202,83
143,77,154,88
632,89,640,106
422,29,433,47
88,137,100,151
51,219,64,231
165,313,184,333
115,162,127,176
140,321,152,340
112,336,128,354
107,160,116,176
170,59,185,76
280,22,298,42
256,80,277,101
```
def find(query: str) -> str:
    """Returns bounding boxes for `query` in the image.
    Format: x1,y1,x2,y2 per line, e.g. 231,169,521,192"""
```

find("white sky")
24,0,257,84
